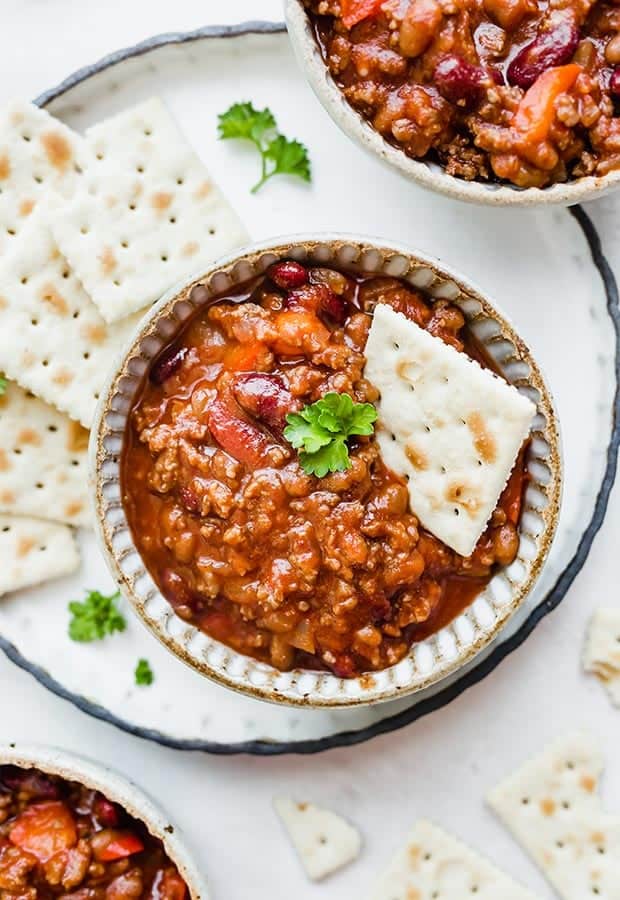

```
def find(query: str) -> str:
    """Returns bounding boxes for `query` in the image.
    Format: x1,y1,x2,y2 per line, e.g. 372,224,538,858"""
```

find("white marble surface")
1,2,620,899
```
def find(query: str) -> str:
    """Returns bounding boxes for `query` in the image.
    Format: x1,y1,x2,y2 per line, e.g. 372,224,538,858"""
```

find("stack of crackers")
0,97,248,596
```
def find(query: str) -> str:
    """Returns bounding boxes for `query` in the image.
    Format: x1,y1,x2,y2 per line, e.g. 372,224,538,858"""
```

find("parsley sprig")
0,376,7,396
284,393,377,477
217,102,311,193
135,658,154,686
68,589,126,642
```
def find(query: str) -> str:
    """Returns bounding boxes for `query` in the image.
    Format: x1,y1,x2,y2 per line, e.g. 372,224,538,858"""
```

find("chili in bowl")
0,744,209,900
285,0,620,205
92,236,561,707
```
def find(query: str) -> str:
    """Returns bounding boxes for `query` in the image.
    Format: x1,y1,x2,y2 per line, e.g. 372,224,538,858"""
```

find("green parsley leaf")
0,376,6,396
217,102,276,146
135,658,154,686
217,101,311,193
264,136,311,184
68,589,126,642
284,393,377,477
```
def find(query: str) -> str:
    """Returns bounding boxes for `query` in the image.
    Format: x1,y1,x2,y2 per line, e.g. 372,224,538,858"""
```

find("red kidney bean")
94,794,120,828
161,569,203,615
507,16,580,89
434,54,492,101
209,400,280,468
287,283,348,325
233,373,298,435
329,653,357,678
179,486,201,514
0,768,60,799
609,67,620,95
150,346,188,385
268,260,308,291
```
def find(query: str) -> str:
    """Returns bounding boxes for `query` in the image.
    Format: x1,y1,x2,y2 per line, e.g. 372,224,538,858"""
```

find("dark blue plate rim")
1,22,616,756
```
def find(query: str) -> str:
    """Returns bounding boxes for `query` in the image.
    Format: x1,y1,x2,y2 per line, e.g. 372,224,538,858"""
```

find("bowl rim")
284,0,620,208
91,232,562,708
0,743,210,900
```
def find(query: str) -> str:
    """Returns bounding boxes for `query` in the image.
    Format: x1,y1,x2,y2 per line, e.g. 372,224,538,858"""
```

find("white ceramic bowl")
0,744,210,900
285,0,620,207
91,235,562,708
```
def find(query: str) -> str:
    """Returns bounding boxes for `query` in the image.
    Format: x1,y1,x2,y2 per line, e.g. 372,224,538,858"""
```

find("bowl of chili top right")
93,235,562,707
285,0,620,205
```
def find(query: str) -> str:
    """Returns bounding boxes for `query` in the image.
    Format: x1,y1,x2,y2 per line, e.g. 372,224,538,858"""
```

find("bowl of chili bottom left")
0,743,210,899
91,235,561,708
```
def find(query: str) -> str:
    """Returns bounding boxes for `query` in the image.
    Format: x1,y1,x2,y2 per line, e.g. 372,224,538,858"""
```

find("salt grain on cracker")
0,100,83,255
488,732,620,900
583,607,620,706
0,213,140,427
363,303,536,556
0,514,79,596
52,97,248,322
274,797,361,881
370,819,540,900
0,381,90,526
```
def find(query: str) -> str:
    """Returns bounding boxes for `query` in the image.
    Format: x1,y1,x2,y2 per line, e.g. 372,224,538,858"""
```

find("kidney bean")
507,16,580,89
93,795,120,828
0,769,60,800
329,652,357,678
160,569,203,615
267,260,308,291
232,373,299,435
610,67,620,95
434,54,492,102
287,283,348,325
178,486,201,514
150,346,188,385
209,399,284,468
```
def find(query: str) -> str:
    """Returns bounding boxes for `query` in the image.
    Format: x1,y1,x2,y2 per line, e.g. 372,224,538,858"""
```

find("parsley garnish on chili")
134,658,154,686
217,101,311,193
284,392,377,477
68,589,126,642
0,376,7,396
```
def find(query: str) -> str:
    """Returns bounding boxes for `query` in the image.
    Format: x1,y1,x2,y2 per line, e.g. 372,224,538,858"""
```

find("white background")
1,2,620,898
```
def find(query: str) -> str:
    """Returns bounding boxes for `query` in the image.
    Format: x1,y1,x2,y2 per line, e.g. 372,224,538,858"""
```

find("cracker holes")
71,459,80,467
13,448,22,455
597,846,606,855
561,801,571,810
38,545,47,552
592,888,601,895
160,254,168,263
393,342,399,350
96,152,105,161
169,216,177,224
31,318,38,326
20,276,28,285
80,226,89,236
136,165,145,174
62,270,70,279
120,240,129,249
521,797,530,805
144,129,152,137
94,392,100,400
209,227,216,236
47,425,58,433
83,352,90,360
113,279,122,287
7,228,16,236
41,359,49,367
129,203,137,211
556,840,564,849
33,175,44,184
1,525,10,532
176,177,184,185
318,835,327,846
35,482,43,489
423,853,431,861
22,133,31,142
72,310,80,319
566,761,575,770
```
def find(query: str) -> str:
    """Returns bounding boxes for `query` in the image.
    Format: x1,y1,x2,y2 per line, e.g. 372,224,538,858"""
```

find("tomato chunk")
91,829,144,862
500,452,528,525
150,867,188,900
9,802,77,863
341,0,385,28
513,64,581,143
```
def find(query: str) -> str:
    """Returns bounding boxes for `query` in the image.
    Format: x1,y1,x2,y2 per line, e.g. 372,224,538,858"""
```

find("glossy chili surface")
305,0,620,187
122,261,527,677
0,766,188,900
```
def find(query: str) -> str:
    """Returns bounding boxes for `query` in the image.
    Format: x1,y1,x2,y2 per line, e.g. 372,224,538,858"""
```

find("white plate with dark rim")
0,21,617,754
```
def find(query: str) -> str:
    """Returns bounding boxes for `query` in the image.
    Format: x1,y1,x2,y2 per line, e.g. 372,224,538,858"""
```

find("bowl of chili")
0,744,209,900
92,235,561,707
285,0,620,205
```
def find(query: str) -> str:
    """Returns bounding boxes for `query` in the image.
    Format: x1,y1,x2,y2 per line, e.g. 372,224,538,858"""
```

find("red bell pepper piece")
341,0,385,29
92,830,144,862
513,64,581,144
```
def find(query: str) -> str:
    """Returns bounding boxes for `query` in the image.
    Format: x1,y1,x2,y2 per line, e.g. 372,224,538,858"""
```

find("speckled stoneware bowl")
0,744,209,900
285,0,620,207
91,235,562,708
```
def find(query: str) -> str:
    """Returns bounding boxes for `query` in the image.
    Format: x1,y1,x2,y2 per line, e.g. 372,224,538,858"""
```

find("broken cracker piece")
583,607,620,706
370,819,540,900
274,796,361,881
488,732,620,900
